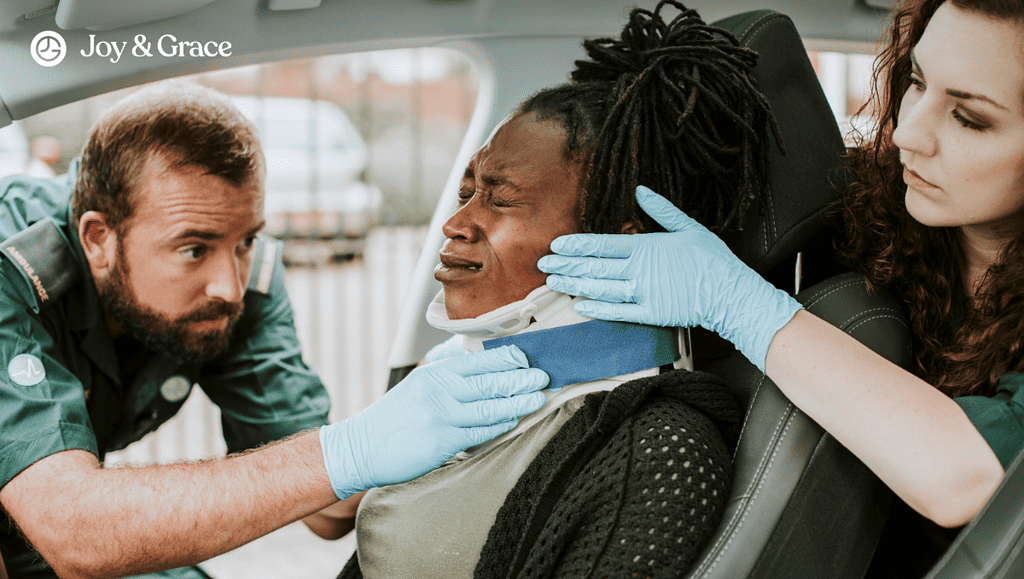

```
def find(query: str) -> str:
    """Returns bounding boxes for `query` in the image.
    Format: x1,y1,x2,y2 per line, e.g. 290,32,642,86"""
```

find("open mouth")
435,253,484,281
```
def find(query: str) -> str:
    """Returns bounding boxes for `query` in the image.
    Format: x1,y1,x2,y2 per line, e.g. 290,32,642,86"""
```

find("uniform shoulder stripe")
0,218,80,311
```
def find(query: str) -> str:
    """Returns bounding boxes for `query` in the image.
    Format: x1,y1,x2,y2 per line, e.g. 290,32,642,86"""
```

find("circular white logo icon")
31,31,67,67
8,354,45,386
160,376,192,402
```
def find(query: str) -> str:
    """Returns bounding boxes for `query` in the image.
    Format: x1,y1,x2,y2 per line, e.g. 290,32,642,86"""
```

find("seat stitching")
801,278,864,308
801,278,864,306
832,307,905,332
737,12,789,44
693,380,788,576
847,313,911,334
736,11,787,260
700,407,797,576
732,373,765,448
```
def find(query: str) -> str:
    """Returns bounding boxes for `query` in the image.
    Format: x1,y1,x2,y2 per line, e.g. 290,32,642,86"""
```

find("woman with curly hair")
542,0,1024,574
334,2,777,577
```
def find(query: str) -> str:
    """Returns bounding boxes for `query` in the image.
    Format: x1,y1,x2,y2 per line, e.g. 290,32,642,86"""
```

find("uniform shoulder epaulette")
246,233,281,296
0,218,81,312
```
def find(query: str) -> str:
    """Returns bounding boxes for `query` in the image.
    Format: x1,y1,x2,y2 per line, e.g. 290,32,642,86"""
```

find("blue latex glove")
424,334,464,364
538,185,801,372
319,345,548,499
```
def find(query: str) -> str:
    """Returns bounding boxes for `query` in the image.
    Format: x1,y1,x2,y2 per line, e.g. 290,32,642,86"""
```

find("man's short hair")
71,81,264,232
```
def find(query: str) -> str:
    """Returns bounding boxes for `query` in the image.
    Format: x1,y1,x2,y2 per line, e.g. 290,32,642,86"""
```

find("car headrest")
711,10,848,274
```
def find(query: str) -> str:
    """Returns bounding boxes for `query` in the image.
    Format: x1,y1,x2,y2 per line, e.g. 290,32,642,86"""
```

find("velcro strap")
484,320,679,389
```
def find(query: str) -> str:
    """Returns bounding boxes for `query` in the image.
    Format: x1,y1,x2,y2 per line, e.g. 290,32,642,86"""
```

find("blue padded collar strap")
483,320,679,390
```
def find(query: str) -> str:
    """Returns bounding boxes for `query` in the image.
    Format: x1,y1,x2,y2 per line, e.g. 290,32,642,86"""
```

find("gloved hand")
319,345,548,499
423,334,465,364
538,185,801,372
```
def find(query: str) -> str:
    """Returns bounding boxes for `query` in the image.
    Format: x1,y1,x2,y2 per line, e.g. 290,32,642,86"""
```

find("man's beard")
97,240,245,363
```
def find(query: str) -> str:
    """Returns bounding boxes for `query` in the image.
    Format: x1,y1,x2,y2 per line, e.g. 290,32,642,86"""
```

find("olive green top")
957,373,1024,469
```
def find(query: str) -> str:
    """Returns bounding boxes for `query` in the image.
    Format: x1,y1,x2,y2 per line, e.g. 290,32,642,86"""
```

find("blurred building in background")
19,48,478,241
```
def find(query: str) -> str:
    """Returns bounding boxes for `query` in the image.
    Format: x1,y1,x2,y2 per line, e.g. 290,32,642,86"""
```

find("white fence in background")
105,226,427,466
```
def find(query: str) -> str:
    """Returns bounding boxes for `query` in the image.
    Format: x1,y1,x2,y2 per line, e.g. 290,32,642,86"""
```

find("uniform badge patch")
8,354,46,386
160,376,192,402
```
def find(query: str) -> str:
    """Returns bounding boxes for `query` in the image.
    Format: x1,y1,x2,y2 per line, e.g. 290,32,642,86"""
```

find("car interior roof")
0,0,892,124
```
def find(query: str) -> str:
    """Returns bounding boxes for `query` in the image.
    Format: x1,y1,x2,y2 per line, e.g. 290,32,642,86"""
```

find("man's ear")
621,221,641,235
78,211,118,278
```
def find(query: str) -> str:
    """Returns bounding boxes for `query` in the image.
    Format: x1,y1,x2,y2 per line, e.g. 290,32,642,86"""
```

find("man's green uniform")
0,164,331,578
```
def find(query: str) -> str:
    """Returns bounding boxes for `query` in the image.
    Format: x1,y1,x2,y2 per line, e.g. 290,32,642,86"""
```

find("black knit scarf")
474,369,741,579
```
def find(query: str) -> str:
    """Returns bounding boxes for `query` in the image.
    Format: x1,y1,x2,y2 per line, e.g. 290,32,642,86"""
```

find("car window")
20,49,478,241
809,50,878,143
0,122,29,178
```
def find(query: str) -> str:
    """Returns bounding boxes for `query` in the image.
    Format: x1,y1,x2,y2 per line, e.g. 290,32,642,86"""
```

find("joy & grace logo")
29,31,232,67
30,30,67,67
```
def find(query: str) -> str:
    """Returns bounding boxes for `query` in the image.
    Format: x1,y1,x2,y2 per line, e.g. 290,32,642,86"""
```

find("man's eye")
457,187,476,203
240,236,257,251
181,245,208,261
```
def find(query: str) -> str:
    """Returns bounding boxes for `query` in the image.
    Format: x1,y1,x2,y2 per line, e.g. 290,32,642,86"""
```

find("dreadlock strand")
520,0,781,234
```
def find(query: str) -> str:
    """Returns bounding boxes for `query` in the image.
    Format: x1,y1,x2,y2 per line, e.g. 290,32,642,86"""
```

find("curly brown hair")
840,0,1024,398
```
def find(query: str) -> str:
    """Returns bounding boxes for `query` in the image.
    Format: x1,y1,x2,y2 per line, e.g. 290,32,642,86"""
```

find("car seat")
680,10,914,579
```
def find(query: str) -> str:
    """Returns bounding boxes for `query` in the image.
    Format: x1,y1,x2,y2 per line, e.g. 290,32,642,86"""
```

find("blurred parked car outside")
0,122,30,179
231,95,383,243
0,121,61,180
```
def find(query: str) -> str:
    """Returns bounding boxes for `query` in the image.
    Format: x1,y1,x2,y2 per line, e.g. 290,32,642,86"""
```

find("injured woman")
337,1,780,577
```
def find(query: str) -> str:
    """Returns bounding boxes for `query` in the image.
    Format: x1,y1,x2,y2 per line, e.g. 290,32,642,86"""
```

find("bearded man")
0,82,547,579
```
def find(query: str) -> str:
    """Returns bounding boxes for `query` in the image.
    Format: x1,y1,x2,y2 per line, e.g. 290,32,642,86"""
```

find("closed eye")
952,109,986,131
457,186,476,204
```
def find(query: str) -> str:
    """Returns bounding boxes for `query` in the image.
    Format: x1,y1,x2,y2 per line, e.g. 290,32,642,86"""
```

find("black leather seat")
679,10,914,578
689,273,909,579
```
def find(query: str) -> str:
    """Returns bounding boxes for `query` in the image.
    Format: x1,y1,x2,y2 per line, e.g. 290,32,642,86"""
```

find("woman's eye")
907,73,924,91
952,110,986,131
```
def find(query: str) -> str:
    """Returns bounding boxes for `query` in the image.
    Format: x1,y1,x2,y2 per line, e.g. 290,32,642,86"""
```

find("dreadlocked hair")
518,0,782,234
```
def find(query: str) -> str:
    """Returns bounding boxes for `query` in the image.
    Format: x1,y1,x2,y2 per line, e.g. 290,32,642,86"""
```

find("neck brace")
427,286,679,455
426,285,566,339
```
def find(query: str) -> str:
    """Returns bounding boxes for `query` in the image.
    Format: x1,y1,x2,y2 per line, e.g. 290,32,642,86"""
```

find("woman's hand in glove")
538,185,801,372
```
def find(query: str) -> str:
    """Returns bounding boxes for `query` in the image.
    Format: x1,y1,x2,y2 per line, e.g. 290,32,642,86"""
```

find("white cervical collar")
426,285,663,456
426,285,570,339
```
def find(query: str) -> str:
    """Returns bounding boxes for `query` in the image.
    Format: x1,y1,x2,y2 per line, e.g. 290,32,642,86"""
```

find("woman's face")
893,2,1024,238
435,112,582,320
